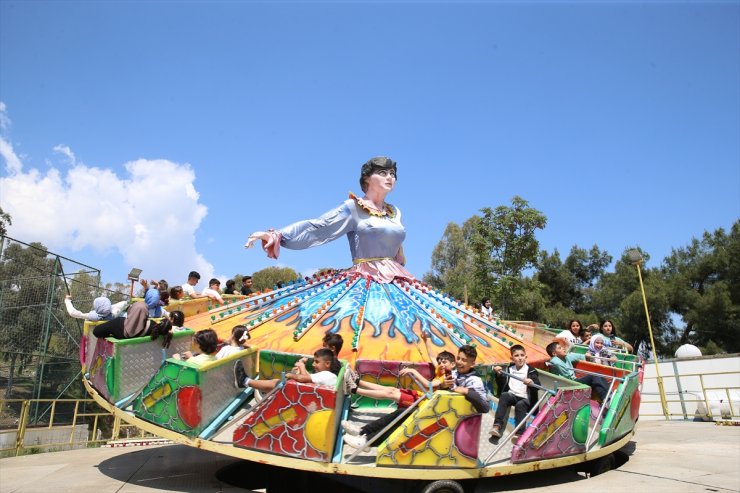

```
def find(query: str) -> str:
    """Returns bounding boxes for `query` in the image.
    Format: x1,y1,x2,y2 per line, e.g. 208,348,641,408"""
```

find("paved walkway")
1,420,738,493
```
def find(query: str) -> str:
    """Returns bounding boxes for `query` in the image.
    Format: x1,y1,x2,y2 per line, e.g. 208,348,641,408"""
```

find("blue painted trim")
332,395,351,462
115,394,135,409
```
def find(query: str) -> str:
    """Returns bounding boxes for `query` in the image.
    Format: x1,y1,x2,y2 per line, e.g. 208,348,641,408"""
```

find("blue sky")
1,0,738,291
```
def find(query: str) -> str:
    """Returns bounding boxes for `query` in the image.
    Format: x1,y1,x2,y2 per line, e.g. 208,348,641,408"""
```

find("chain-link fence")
0,236,128,426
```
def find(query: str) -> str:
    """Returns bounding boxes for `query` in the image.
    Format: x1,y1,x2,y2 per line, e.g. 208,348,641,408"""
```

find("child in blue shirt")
545,341,609,401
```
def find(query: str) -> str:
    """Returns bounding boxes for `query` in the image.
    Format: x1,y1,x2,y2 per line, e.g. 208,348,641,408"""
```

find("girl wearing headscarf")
92,301,160,339
586,334,617,367
65,295,127,322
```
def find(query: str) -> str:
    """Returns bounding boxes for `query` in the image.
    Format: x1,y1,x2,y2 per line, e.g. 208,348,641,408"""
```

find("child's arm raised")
400,367,432,389
420,330,437,366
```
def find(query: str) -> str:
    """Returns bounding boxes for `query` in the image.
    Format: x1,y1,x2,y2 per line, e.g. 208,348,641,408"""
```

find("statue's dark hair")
359,156,397,192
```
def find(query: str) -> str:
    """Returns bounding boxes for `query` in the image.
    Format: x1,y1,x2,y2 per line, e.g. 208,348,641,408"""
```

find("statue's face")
365,168,396,194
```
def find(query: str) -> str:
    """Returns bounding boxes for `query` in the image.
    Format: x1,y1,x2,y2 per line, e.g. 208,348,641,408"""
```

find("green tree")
0,241,88,403
535,249,577,308
423,218,481,302
592,248,673,355
0,207,11,237
252,266,301,291
0,242,57,398
662,221,740,352
535,245,612,322
471,196,547,317
102,281,130,303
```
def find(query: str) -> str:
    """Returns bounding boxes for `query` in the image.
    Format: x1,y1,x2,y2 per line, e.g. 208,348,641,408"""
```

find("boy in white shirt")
491,344,541,439
180,271,203,298
237,348,339,390
201,278,225,304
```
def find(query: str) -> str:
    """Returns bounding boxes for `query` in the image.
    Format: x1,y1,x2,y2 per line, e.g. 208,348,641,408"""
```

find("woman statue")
246,157,410,283
235,157,548,365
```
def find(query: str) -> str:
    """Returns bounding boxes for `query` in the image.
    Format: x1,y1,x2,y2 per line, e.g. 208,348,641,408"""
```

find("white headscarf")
91,297,113,321
589,334,606,354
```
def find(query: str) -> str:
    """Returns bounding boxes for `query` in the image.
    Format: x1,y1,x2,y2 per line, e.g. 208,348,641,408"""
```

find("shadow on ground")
96,441,634,493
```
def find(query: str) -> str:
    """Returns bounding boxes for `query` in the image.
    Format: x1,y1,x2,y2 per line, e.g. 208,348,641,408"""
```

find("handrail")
586,379,618,449
544,361,626,383
344,395,425,463
572,366,626,383
497,370,558,396
483,390,551,465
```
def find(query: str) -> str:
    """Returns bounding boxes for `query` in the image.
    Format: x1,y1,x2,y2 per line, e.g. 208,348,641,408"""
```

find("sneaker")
233,361,247,389
490,425,502,438
343,367,359,394
343,433,367,449
341,420,362,436
511,433,522,445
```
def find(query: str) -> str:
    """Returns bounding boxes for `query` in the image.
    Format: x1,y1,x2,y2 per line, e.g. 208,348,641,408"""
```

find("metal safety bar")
483,389,552,465
344,395,425,463
586,379,618,449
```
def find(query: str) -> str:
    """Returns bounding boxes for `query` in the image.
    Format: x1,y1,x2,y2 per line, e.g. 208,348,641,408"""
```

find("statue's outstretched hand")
245,231,271,250
246,230,280,259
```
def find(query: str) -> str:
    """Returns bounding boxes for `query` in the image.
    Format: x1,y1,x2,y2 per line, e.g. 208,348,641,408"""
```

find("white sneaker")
343,367,359,394
341,420,362,436
343,433,367,449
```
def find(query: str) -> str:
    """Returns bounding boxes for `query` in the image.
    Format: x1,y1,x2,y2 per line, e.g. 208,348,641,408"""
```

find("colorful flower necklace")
349,192,396,218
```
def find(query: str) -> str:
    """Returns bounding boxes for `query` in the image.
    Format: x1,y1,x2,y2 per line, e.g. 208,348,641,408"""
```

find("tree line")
1,203,737,365
423,196,739,357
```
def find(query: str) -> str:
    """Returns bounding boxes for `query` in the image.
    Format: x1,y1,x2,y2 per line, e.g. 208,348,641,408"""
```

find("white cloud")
53,144,77,166
0,136,22,174
0,105,216,285
0,102,10,132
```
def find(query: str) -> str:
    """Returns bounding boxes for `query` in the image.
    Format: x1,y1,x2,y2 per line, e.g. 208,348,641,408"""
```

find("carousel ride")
81,156,643,492
81,273,643,493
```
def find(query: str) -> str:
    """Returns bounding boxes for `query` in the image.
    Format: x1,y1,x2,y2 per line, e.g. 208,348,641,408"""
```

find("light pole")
628,249,669,420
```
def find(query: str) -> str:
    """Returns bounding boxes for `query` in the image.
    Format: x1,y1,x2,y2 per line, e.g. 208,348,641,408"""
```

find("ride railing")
568,344,641,372
0,398,152,457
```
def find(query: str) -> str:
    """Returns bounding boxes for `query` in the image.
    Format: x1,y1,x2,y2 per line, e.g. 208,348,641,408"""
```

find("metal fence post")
671,360,688,420
15,400,30,456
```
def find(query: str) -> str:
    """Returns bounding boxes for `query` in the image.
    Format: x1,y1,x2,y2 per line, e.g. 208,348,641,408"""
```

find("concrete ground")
1,420,738,493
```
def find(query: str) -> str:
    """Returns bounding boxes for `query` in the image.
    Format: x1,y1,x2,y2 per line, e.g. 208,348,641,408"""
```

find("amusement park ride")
81,272,643,493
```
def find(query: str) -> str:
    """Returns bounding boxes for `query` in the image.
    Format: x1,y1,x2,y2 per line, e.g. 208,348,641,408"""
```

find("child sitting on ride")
169,285,185,301
321,332,344,356
490,344,541,439
140,279,171,319
581,325,596,346
65,294,127,322
405,330,456,388
555,319,583,350
342,345,490,449
169,310,187,332
172,329,219,366
343,331,456,409
216,325,250,359
237,348,340,392
587,334,617,367
600,320,633,353
93,301,169,339
546,341,609,402
201,278,225,304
